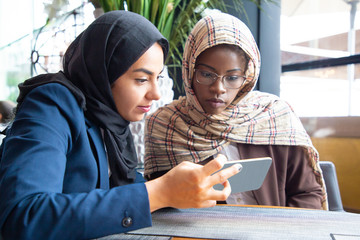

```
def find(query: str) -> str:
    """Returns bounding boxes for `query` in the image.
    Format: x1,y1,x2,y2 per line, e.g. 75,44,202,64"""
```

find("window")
280,0,360,117
0,0,93,102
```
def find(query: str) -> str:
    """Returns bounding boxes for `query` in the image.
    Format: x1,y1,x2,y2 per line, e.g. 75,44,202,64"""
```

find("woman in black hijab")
0,11,240,240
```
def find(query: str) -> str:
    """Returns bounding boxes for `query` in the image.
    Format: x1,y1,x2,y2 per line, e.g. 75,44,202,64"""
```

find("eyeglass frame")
193,69,247,89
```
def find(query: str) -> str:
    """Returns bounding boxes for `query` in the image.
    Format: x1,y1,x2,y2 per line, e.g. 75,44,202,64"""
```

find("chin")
129,115,145,122
205,109,224,115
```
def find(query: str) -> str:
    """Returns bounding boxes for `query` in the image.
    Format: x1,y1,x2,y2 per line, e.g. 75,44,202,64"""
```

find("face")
111,43,164,122
192,45,248,115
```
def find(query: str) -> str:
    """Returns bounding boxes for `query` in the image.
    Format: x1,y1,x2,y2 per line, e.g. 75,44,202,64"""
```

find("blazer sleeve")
0,84,151,240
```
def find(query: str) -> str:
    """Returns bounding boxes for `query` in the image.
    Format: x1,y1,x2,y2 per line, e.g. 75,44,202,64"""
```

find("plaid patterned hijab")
144,13,326,207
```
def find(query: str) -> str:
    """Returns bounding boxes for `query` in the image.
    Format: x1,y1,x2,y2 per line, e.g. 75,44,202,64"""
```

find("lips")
138,105,152,113
208,98,225,103
207,98,226,108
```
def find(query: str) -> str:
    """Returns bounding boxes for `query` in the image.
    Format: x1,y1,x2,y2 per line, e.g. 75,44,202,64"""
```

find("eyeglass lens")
195,69,245,89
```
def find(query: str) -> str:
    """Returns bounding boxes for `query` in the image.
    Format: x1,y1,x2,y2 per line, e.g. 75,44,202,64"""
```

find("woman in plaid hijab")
145,12,327,209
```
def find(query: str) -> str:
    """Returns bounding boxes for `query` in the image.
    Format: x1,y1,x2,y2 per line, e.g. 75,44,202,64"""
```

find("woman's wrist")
145,177,169,212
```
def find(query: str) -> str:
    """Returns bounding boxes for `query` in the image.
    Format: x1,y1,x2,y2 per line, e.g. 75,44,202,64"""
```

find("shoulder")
27,82,81,106
20,83,84,118
242,91,301,122
147,97,187,122
145,97,191,137
15,83,86,138
242,91,289,106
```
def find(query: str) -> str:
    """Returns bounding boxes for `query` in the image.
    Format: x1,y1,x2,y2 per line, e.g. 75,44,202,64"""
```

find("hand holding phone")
213,157,272,193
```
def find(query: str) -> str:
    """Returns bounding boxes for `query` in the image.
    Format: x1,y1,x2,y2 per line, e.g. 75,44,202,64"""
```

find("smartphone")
213,157,272,193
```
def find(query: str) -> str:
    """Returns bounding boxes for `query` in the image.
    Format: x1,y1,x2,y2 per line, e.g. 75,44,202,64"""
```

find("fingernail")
234,163,243,172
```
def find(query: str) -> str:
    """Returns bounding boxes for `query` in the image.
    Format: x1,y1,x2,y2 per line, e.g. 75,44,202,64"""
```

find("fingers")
159,155,241,209
206,180,232,202
202,154,241,188
200,155,241,203
202,154,227,176
209,162,242,187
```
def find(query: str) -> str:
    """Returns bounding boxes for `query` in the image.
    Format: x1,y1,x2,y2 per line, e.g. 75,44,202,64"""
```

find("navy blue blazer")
0,83,151,240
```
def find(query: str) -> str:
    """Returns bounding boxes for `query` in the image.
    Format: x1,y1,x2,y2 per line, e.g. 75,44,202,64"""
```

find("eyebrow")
196,63,243,73
133,68,154,76
133,67,164,76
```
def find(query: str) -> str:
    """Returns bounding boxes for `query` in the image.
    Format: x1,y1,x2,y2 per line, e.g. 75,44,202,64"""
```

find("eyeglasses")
194,69,246,89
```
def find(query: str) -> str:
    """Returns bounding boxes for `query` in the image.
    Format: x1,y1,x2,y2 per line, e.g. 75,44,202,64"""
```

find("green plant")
90,0,274,92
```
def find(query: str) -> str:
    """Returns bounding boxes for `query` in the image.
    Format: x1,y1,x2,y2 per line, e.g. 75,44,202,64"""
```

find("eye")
135,78,148,84
225,75,243,82
200,70,214,79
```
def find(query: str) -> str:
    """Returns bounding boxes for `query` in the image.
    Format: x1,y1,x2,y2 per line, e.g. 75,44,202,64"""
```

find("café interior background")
0,0,359,212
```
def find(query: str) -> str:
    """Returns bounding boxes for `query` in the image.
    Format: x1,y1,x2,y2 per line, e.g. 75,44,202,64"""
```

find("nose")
209,77,226,95
147,80,161,101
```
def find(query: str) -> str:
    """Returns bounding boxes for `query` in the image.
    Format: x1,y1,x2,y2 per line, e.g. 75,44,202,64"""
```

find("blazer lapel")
86,120,110,190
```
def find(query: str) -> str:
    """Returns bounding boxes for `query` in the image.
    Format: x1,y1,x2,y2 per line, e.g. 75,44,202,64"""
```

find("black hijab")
16,11,169,187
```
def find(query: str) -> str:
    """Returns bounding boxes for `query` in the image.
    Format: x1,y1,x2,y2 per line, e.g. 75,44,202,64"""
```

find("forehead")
197,44,245,59
195,44,247,69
